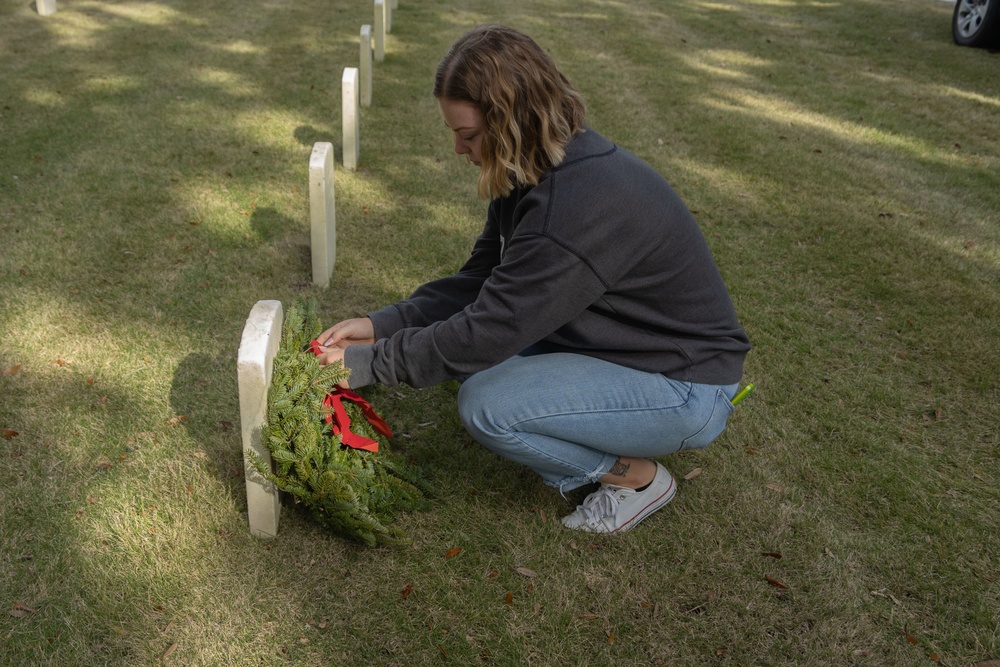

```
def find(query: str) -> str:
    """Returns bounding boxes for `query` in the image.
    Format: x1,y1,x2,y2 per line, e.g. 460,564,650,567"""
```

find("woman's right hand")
317,317,376,350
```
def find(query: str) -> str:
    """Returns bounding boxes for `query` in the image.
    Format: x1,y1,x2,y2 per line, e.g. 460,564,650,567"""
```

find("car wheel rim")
956,0,989,38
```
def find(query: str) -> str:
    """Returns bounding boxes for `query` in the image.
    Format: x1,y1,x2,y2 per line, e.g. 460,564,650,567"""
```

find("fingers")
318,318,375,347
317,321,348,347
314,346,352,389
315,345,345,368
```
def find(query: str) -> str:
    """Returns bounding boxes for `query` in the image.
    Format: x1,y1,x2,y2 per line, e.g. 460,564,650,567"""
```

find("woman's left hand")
314,344,351,388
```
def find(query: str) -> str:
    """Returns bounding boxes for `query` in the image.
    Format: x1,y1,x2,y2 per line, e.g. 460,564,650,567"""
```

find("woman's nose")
453,136,467,155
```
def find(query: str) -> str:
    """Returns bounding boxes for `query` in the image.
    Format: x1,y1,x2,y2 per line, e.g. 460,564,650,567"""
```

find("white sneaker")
561,462,676,533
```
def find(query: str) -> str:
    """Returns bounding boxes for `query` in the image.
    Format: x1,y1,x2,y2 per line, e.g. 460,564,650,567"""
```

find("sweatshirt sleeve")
367,229,608,387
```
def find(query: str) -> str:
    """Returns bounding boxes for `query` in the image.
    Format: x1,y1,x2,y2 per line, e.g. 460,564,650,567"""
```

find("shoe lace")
578,486,621,527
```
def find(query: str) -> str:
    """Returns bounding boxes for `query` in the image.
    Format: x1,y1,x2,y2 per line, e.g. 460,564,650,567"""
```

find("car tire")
953,0,1000,48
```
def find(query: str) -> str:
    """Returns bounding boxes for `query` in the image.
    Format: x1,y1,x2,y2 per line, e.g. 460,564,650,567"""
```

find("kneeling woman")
316,24,751,533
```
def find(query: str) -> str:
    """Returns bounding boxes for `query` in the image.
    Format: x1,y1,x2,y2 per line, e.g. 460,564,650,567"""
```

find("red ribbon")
310,340,393,452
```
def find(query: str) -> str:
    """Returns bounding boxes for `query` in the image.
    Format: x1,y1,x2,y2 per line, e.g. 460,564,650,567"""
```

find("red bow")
310,340,393,452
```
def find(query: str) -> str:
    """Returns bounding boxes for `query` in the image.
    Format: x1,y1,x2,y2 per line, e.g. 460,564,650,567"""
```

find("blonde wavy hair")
433,25,587,199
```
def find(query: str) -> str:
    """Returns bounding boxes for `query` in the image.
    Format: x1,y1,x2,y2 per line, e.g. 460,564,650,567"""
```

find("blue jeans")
457,352,739,493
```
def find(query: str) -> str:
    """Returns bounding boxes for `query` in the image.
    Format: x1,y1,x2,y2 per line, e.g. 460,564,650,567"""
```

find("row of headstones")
319,0,404,289
34,0,398,538
239,0,404,538
344,0,400,170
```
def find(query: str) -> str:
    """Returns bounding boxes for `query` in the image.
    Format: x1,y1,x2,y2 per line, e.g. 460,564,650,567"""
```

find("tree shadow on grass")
249,205,296,243
168,352,246,505
293,125,334,148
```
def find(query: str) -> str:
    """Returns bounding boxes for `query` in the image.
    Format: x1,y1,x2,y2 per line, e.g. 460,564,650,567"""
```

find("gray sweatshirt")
344,129,750,388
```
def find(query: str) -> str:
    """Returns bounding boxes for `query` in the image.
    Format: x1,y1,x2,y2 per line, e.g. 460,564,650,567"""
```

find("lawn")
1,0,998,665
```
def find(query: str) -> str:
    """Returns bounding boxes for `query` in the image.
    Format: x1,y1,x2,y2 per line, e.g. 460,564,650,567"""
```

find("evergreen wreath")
249,297,428,546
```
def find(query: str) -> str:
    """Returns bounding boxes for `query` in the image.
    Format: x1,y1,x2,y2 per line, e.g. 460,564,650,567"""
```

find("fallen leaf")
533,602,541,615
10,601,38,618
486,570,499,579
930,653,940,662
166,416,188,426
906,635,919,645
765,575,788,589
516,567,537,578
580,613,599,620
162,621,175,634
716,647,728,656
1,429,18,439
162,642,178,660
504,592,513,605
973,661,1000,667
444,547,462,558
96,462,114,470
608,631,615,644
55,358,69,367
1,364,20,375
400,583,412,600
765,483,786,493
762,551,783,559
683,468,703,480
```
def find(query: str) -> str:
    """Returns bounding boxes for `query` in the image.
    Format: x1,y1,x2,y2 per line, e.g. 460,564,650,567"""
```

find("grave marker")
360,25,373,108
238,300,283,539
37,0,56,15
374,0,385,62
309,142,336,286
342,67,360,171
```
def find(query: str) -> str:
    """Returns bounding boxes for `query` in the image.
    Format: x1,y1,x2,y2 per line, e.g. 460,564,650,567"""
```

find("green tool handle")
730,383,755,406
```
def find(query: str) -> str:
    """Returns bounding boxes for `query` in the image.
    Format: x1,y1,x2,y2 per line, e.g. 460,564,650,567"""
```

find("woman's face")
439,98,484,167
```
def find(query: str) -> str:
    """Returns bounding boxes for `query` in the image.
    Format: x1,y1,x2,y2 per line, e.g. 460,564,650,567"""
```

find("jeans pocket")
680,388,736,451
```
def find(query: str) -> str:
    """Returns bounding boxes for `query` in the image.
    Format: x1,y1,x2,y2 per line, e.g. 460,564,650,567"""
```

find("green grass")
1,0,998,665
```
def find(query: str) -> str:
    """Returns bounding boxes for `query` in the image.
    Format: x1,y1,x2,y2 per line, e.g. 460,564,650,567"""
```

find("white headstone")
37,0,56,15
374,0,385,63
342,68,360,171
309,142,337,286
238,300,283,539
360,25,373,108
386,0,392,33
